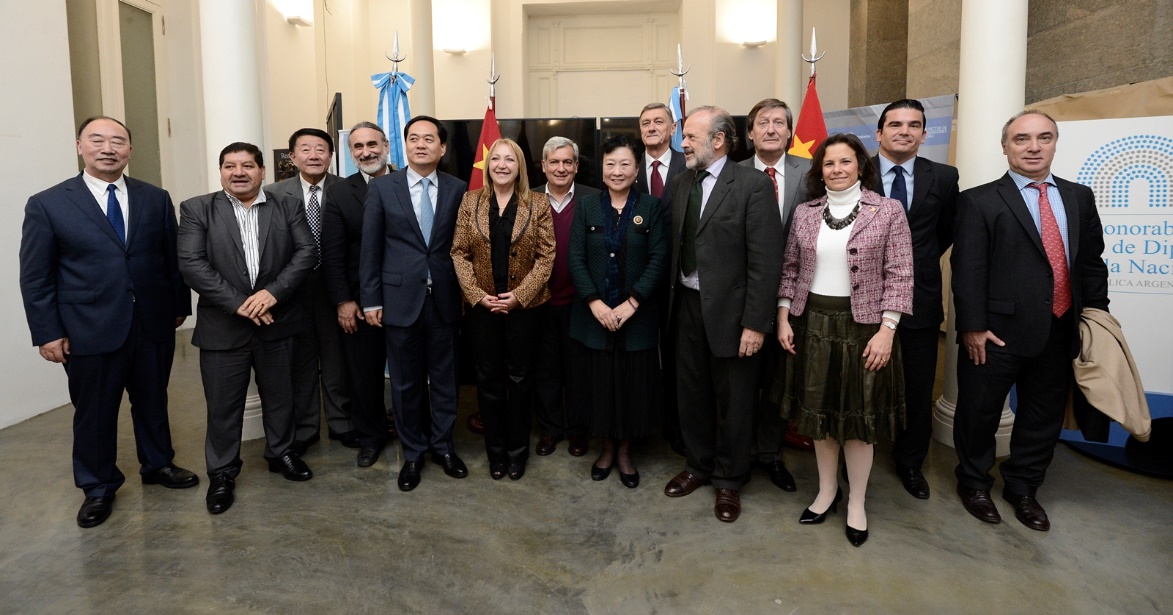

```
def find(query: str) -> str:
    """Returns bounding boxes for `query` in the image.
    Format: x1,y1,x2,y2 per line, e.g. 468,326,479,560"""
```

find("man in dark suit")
178,142,317,515
952,110,1109,531
738,97,811,493
266,128,353,453
663,106,785,523
635,102,689,457
361,116,469,491
532,136,600,458
20,116,198,528
322,122,394,467
869,99,959,500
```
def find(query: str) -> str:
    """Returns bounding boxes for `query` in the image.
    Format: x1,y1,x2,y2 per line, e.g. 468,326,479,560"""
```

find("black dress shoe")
1003,492,1050,531
567,436,589,457
535,435,562,456
77,495,115,528
205,474,235,515
356,446,382,468
507,462,526,481
141,463,200,489
267,453,313,481
490,462,507,480
591,463,612,481
957,486,1002,524
619,469,640,489
329,430,362,449
761,460,797,492
846,524,869,547
799,488,843,524
431,453,469,479
897,466,930,499
398,460,423,491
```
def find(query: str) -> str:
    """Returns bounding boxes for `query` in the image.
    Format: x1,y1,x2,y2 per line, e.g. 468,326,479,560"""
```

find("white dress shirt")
678,154,728,291
81,170,130,241
753,155,788,224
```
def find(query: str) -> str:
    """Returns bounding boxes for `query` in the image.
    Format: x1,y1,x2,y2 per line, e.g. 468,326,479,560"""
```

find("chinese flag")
788,74,828,159
469,101,502,190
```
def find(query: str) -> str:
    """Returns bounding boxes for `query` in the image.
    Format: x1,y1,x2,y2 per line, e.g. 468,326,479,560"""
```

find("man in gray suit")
266,128,353,453
738,97,811,493
663,106,785,523
178,142,317,515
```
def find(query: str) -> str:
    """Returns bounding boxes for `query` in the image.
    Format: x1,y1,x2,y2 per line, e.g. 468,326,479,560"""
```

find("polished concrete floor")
1,332,1170,614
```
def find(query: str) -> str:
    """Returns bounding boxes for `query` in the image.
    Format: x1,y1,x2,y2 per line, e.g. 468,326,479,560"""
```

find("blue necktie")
106,184,126,245
420,177,434,246
890,165,909,212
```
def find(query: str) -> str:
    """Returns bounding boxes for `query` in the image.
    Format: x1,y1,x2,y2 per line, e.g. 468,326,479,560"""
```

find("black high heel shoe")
799,487,843,524
846,524,869,547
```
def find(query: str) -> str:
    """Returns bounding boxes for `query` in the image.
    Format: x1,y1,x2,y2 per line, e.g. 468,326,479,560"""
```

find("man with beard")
322,122,396,466
662,106,783,522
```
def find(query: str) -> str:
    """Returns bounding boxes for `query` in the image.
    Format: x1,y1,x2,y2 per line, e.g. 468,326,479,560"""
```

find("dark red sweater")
548,198,577,306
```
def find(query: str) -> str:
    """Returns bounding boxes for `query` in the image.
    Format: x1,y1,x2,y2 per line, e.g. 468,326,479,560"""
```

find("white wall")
0,1,79,427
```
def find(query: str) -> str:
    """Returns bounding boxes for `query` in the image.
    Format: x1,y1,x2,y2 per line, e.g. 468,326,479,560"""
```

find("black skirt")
571,340,661,439
773,293,906,445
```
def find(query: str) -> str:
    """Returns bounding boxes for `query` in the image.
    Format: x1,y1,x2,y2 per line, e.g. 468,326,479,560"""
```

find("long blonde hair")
480,137,531,204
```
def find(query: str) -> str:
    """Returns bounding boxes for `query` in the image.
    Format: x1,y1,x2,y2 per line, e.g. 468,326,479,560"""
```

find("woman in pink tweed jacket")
772,133,913,547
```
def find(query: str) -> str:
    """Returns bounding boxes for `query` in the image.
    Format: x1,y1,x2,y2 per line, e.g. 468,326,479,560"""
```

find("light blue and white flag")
668,86,687,153
372,71,415,169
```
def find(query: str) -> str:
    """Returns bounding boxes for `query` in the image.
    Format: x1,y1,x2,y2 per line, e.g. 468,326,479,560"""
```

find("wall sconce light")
742,40,767,48
443,48,468,55
275,0,313,26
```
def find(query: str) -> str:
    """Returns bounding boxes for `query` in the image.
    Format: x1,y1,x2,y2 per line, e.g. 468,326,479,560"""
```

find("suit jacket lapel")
997,175,1047,257
432,176,456,246
849,192,882,241
697,163,733,232
511,196,532,244
65,175,125,248
1057,178,1081,264
215,192,248,263
256,196,273,266
911,157,932,213
123,179,145,250
395,174,427,246
782,154,805,214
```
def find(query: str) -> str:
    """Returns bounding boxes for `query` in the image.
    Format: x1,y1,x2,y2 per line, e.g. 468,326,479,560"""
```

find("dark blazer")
871,155,959,329
952,173,1109,358
20,174,190,355
635,149,687,198
567,192,668,351
359,170,467,327
323,171,386,306
451,189,556,309
667,158,785,358
738,153,812,241
177,190,317,349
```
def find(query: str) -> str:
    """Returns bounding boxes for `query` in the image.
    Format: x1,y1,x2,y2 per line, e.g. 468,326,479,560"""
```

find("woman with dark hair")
774,132,914,546
567,135,668,488
451,137,555,481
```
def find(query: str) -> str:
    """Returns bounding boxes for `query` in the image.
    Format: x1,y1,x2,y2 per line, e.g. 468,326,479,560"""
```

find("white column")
775,0,802,108
198,0,265,441
933,0,1028,456
408,0,436,116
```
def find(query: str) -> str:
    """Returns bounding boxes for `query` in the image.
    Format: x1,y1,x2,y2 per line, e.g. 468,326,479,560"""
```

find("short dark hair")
288,127,335,153
601,134,641,158
747,98,794,134
219,142,264,167
877,99,926,131
804,133,878,198
77,116,133,144
404,115,448,145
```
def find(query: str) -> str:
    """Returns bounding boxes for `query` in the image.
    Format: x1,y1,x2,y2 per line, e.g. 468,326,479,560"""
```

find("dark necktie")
890,165,909,212
307,184,322,268
680,170,708,275
1030,182,1072,317
650,160,664,199
765,166,779,203
106,184,125,245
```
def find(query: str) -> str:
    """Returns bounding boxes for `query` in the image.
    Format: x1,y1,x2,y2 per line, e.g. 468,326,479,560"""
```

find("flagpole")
384,30,406,84
670,44,690,119
487,52,500,112
802,27,825,78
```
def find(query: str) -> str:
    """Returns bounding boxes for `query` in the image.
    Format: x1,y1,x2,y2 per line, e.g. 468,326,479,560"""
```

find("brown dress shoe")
567,435,589,457
535,435,562,456
664,470,710,497
1003,493,1050,531
714,488,741,523
466,412,485,435
957,486,1002,524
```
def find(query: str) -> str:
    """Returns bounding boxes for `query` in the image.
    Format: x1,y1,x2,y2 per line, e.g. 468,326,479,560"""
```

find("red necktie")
1030,182,1071,317
650,160,664,199
765,166,779,202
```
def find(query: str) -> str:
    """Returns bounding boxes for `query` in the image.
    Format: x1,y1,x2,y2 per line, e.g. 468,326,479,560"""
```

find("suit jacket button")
510,274,516,280
852,284,859,290
849,248,858,254
851,265,858,272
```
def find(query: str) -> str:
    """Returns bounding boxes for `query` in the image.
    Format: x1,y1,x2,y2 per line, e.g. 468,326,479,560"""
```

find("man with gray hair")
532,136,600,457
663,106,784,522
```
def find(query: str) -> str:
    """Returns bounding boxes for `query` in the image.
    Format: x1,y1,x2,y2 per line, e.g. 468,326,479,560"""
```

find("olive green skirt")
773,293,906,445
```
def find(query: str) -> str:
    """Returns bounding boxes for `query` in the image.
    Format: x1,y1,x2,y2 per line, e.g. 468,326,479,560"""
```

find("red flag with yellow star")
469,100,502,190
788,74,827,159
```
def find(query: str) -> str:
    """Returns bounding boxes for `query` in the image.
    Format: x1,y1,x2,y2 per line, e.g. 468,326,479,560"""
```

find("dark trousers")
65,316,176,497
750,340,787,464
659,288,682,445
675,288,760,490
385,294,460,462
533,303,582,438
341,318,389,449
293,269,350,439
954,314,1073,497
200,336,297,478
467,304,542,465
892,325,941,471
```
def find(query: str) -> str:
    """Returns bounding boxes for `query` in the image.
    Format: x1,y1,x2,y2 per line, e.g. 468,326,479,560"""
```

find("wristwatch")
882,321,897,331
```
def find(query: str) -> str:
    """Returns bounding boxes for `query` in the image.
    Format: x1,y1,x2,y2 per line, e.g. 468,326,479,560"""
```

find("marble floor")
1,332,1170,614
